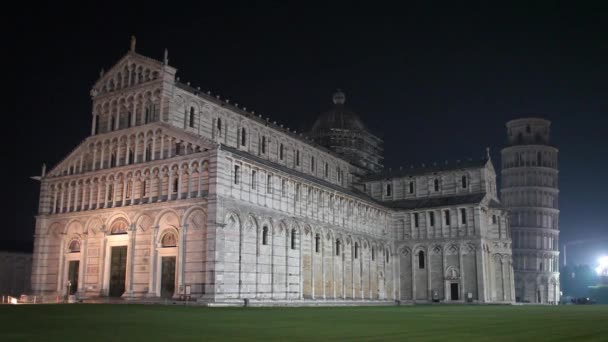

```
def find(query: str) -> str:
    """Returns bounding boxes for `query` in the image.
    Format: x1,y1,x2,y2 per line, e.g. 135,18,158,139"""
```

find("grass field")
0,304,606,341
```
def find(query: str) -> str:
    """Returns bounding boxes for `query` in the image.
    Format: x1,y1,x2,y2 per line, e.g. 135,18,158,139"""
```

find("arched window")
110,116,116,131
145,107,151,123
296,150,300,166
315,234,320,253
173,178,178,193
68,239,80,253
161,232,177,247
142,180,147,196
372,247,375,261
241,127,246,146
311,156,315,172
189,107,195,128
291,229,296,250
434,178,439,192
145,144,152,161
461,175,467,188
126,181,132,198
354,242,359,259
261,136,267,154
336,239,341,256
107,184,114,201
110,153,116,167
128,149,134,164
418,251,425,269
262,226,268,245
127,111,132,128
325,163,329,177
386,249,390,263
279,144,284,160
175,143,181,156
94,115,100,134
386,183,392,196
409,181,415,194
217,118,222,135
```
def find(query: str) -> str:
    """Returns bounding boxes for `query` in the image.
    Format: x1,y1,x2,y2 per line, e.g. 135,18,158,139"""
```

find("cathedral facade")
30,40,515,304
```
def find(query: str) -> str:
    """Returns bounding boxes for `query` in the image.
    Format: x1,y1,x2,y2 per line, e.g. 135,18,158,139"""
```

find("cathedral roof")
312,90,369,132
386,193,487,210
362,158,489,182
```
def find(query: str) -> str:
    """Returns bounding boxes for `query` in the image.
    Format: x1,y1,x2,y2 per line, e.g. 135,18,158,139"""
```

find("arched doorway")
106,219,129,297
158,231,177,299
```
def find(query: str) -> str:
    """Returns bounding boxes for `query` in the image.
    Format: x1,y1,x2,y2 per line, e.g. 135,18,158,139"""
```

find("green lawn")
0,304,606,341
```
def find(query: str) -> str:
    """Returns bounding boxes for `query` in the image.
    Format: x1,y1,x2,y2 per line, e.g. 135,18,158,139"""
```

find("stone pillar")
175,224,188,299
147,225,160,297
56,234,66,295
77,233,88,298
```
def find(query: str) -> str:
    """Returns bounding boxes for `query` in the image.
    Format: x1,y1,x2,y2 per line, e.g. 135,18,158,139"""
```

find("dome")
311,90,368,132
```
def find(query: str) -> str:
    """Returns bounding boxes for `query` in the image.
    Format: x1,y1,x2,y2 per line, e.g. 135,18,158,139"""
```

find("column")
56,235,66,295
66,184,72,212
77,233,88,297
147,226,160,297
111,180,117,207
100,146,105,170
133,138,139,164
126,224,137,297
131,101,137,127
427,249,432,300
122,138,128,165
177,224,188,298
151,132,157,161
459,245,465,301
159,135,165,159
93,147,98,171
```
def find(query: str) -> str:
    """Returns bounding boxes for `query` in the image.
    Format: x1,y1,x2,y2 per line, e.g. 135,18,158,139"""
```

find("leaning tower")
501,118,560,304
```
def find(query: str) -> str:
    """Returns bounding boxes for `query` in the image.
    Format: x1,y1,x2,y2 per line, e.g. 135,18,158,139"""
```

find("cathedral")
30,38,527,305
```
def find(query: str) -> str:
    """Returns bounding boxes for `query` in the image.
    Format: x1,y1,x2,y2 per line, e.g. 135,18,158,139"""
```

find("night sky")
10,2,608,266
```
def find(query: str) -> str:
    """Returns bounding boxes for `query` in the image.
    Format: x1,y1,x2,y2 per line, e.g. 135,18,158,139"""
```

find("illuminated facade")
30,39,514,304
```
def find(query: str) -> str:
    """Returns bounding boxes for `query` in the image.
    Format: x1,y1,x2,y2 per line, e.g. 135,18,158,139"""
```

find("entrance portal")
450,283,459,301
109,246,127,297
68,261,79,295
161,256,176,298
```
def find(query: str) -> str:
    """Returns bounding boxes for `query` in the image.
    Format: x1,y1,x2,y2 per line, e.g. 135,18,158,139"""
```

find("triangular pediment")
91,52,166,96
46,122,217,178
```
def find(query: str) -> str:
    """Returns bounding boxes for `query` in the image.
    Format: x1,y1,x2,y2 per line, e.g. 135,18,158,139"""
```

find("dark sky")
9,2,608,265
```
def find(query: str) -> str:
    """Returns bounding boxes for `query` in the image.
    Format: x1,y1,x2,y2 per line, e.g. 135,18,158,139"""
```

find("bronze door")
67,261,79,295
109,246,127,297
161,256,176,298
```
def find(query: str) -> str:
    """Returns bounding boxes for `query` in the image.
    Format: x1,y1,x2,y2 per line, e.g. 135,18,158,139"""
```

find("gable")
91,52,165,97
46,122,217,178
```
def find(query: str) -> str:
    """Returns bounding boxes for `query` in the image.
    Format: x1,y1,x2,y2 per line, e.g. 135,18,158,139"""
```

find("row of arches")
501,189,558,209
51,127,204,178
93,89,161,135
96,62,160,96
501,169,558,188
221,211,395,300
34,206,207,299
229,159,389,237
46,159,210,215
